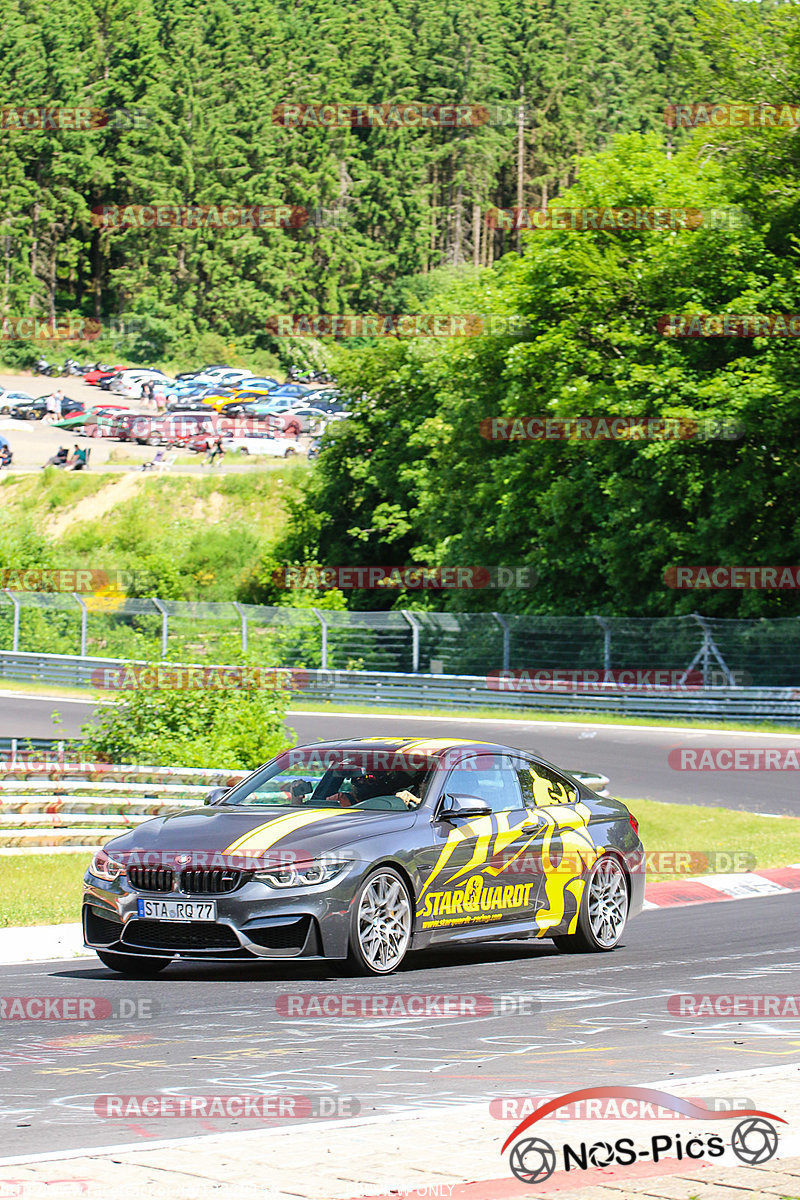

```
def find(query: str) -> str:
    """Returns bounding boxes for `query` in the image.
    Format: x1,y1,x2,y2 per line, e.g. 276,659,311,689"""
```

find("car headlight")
253,859,352,888
89,849,126,882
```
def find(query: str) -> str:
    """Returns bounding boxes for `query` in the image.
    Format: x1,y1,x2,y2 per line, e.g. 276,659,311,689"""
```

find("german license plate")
137,899,217,922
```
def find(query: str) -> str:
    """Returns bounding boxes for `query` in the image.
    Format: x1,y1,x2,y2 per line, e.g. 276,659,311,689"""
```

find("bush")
80,665,295,769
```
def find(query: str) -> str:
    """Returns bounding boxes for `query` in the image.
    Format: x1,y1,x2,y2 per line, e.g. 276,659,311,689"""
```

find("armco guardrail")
0,759,609,852
2,650,800,721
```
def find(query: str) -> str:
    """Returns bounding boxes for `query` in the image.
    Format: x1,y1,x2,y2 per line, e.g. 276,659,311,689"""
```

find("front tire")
348,867,413,975
552,854,629,953
96,949,172,977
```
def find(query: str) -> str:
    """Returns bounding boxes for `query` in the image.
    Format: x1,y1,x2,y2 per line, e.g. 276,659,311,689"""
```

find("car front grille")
126,867,246,894
122,920,241,952
128,867,174,892
180,868,244,895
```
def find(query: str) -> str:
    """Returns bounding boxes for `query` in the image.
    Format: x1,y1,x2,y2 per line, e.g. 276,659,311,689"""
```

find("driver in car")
328,770,424,809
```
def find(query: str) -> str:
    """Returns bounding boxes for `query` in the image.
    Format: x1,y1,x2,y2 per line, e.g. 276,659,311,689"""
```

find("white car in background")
0,388,35,414
109,369,168,397
226,433,301,457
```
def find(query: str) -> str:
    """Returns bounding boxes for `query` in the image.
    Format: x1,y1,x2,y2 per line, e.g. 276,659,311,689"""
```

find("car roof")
290,737,534,759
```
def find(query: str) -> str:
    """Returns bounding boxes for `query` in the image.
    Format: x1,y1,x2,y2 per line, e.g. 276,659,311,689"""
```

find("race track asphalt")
1,893,797,1158
5,692,797,814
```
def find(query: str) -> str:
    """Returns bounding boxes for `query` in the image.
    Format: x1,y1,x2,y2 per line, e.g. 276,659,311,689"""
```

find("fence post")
595,616,612,675
312,608,329,670
152,599,169,658
690,613,735,686
72,593,88,657
234,602,248,653
401,610,420,672
493,613,510,672
4,590,20,652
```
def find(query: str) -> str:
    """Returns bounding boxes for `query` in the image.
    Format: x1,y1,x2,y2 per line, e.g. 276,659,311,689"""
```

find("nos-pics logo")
502,1086,784,1185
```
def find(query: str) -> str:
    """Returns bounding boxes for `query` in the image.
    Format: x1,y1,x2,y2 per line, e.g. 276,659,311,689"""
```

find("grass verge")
2,798,799,924
629,797,800,879
0,854,87,925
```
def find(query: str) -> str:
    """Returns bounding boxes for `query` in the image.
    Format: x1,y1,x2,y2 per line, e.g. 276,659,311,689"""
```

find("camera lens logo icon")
509,1137,557,1184
731,1117,779,1165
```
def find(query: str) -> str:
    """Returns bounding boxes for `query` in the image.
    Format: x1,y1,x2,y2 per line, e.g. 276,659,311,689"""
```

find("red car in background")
84,365,128,385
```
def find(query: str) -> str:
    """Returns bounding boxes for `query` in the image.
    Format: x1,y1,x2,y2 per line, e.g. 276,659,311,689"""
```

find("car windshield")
220,748,434,811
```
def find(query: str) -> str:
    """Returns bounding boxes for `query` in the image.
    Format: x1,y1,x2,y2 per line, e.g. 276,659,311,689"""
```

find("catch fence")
2,591,800,685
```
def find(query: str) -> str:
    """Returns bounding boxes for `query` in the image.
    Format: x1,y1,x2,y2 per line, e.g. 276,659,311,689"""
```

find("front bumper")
83,873,353,961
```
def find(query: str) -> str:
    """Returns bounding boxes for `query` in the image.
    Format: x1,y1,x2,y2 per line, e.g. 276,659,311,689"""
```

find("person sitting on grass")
141,448,165,471
67,444,88,471
42,446,68,469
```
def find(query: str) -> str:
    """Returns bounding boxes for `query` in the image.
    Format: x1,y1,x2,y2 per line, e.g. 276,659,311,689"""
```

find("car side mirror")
439,793,492,819
204,787,227,806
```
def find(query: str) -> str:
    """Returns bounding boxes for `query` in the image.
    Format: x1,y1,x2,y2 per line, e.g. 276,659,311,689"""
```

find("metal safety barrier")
2,650,800,723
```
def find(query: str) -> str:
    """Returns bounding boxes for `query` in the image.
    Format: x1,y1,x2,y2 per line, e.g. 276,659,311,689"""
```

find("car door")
415,753,542,934
514,757,600,937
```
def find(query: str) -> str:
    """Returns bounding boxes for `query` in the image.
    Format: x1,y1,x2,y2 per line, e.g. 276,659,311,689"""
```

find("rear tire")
96,949,172,977
552,854,629,953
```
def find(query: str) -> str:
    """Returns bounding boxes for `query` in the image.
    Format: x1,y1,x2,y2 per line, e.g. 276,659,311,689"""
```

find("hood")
104,805,417,861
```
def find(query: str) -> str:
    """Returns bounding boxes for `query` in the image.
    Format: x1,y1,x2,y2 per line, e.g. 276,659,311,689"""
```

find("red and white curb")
643,863,800,908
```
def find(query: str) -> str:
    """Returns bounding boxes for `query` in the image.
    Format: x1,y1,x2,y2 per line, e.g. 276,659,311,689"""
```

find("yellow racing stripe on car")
223,809,358,856
417,814,496,900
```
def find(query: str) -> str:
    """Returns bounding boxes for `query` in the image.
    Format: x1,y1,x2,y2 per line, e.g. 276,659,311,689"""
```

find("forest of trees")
4,0,800,618
1,0,697,361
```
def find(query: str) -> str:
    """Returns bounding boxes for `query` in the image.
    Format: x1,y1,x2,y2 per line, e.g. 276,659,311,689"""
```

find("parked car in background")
226,432,301,457
84,365,127,385
54,404,130,437
281,405,331,433
147,413,216,446
267,383,312,399
10,396,84,421
0,389,35,414
188,432,299,457
109,369,169,397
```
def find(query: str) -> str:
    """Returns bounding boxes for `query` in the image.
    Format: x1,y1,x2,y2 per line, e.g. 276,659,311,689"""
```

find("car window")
514,759,578,807
442,754,523,814
221,750,433,811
